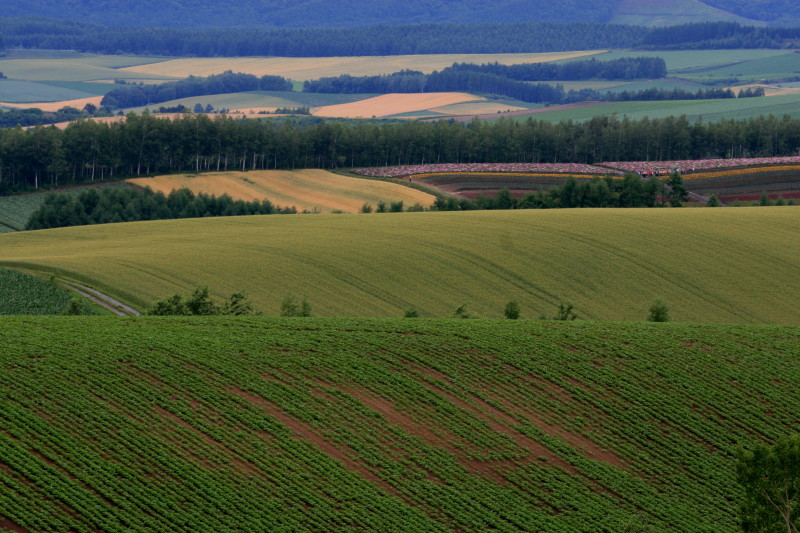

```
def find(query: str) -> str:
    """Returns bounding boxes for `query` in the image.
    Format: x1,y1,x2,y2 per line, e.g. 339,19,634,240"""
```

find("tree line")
432,174,677,211
100,71,292,109
301,67,753,105
448,57,667,81
3,112,800,195
25,186,295,230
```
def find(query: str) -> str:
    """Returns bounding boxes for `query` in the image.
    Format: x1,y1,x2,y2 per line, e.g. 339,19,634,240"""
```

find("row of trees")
100,71,292,109
431,174,681,211
302,68,755,105
3,113,800,195
303,69,564,104
25,186,295,230
448,57,667,81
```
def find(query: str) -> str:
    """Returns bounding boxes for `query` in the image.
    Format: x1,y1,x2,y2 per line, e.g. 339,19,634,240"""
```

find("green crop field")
0,267,95,315
0,194,50,232
0,80,105,103
0,316,798,531
0,208,797,323
515,93,800,123
589,49,792,74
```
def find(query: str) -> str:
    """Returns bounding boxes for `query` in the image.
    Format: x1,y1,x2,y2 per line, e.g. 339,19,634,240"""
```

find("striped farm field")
312,93,485,119
1,208,797,323
1,316,798,531
127,170,435,214
120,51,606,81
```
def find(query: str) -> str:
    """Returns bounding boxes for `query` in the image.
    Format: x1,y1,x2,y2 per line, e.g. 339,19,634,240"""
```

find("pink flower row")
352,163,623,178
601,156,800,174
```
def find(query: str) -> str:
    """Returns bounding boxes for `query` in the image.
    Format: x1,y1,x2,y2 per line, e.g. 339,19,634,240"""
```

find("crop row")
0,268,95,315
0,317,798,531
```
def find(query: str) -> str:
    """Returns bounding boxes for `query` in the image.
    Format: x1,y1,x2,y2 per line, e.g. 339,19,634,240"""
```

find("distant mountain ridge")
1,0,798,27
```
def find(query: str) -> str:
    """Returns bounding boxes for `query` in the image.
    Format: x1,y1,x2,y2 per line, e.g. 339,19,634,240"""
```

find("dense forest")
0,0,615,28
3,0,800,28
3,18,800,57
2,113,799,195
100,72,292,109
25,186,295,230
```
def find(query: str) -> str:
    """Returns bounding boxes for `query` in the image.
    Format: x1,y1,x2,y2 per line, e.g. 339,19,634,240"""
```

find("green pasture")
591,49,791,74
679,52,800,83
0,208,797,323
516,93,800,122
0,316,797,531
0,80,112,103
0,54,177,82
598,77,704,94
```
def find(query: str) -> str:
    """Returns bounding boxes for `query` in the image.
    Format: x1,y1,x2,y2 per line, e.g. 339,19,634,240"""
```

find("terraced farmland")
0,317,798,531
1,208,797,324
127,170,436,214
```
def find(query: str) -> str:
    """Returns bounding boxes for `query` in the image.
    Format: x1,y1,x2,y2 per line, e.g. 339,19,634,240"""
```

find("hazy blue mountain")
0,0,797,27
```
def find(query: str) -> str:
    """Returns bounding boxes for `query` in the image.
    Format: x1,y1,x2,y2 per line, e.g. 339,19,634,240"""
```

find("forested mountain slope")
1,0,796,28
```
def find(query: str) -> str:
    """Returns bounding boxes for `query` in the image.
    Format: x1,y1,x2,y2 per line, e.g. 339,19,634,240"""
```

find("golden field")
127,170,436,213
312,92,484,118
1,208,797,323
119,51,606,81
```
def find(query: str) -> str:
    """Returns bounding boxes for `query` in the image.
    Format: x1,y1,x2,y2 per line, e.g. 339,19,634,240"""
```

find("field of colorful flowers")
351,163,621,178
600,156,800,175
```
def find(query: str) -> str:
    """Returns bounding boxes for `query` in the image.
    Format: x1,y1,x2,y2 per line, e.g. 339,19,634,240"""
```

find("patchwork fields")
0,317,798,531
1,208,797,323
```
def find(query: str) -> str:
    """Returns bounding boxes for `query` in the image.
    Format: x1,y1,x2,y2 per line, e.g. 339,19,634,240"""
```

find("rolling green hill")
0,316,798,531
0,208,797,323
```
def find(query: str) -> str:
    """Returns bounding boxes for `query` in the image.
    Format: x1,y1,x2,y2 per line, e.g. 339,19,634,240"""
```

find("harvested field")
312,93,483,118
120,51,606,81
127,170,436,213
0,96,103,112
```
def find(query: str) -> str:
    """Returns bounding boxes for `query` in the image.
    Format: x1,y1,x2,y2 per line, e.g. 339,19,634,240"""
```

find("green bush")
504,301,520,319
647,300,669,322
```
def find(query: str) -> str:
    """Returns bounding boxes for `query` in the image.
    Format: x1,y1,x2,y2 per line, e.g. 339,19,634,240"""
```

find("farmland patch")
0,209,797,323
127,170,435,214
120,51,607,81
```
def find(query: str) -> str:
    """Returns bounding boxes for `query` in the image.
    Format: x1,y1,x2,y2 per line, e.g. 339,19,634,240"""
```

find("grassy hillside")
1,316,798,531
0,208,797,323
513,93,800,123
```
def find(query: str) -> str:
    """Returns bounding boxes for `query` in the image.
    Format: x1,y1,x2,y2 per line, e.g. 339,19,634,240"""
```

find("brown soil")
0,517,28,533
230,388,401,497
